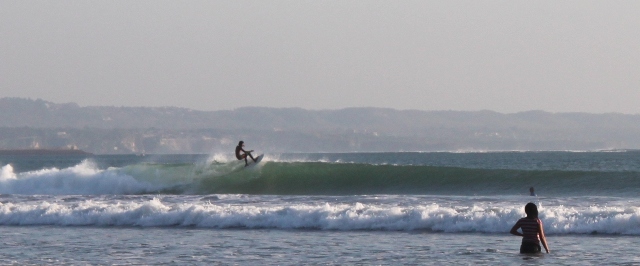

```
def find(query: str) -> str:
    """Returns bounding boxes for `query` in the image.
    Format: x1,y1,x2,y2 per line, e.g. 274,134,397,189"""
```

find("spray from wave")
0,160,160,195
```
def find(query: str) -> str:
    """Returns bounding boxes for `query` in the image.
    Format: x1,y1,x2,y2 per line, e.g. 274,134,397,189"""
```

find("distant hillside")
1,97,640,153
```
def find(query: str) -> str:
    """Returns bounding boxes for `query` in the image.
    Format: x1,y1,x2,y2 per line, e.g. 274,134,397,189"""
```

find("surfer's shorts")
520,243,541,253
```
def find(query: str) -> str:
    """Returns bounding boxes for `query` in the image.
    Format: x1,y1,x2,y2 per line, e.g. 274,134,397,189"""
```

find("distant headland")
0,148,93,156
2,98,640,153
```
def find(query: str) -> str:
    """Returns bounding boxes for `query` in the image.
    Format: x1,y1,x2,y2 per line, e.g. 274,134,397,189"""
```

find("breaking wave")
1,158,639,196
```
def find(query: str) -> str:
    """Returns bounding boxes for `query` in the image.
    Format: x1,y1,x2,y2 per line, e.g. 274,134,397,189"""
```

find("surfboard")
245,154,264,167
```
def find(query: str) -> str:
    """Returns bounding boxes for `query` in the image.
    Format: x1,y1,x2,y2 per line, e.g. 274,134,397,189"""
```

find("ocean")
1,151,640,265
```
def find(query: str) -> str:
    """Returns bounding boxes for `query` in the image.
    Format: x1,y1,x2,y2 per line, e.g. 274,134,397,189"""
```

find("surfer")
529,187,536,196
510,202,550,254
235,141,257,166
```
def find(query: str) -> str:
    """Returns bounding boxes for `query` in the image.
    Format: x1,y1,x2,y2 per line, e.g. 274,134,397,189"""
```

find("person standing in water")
510,202,550,254
235,141,257,166
529,187,536,196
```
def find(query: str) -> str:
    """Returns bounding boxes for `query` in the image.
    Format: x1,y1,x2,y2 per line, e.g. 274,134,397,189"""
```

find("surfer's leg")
242,154,248,166
248,152,256,162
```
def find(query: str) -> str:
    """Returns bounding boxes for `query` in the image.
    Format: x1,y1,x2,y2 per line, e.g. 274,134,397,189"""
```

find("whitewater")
1,151,640,264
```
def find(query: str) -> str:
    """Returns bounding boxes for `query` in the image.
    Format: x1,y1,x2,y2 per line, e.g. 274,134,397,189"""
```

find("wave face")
1,158,640,196
201,162,640,196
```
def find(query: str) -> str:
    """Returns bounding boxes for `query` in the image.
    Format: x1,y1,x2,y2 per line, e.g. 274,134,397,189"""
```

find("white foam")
0,160,163,195
0,164,17,180
1,196,639,235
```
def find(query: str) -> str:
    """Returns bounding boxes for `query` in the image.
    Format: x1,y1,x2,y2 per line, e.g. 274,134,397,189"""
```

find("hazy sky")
1,1,639,113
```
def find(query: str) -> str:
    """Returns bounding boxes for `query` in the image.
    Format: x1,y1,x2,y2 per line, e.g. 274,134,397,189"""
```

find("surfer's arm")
538,220,550,253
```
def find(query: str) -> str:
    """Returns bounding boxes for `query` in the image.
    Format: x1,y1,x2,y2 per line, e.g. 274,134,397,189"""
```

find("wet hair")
524,202,538,218
238,141,244,146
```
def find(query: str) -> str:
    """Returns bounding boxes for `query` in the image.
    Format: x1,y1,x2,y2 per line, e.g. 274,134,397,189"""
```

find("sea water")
1,151,640,265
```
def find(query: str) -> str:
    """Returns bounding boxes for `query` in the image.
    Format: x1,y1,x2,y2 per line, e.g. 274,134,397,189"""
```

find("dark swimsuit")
235,146,243,160
520,242,541,253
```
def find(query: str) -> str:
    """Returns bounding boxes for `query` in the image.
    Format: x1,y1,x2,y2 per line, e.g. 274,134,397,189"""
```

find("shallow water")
0,227,638,265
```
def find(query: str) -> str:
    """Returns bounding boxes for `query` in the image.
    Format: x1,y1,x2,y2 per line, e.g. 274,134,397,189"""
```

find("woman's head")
524,202,538,218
